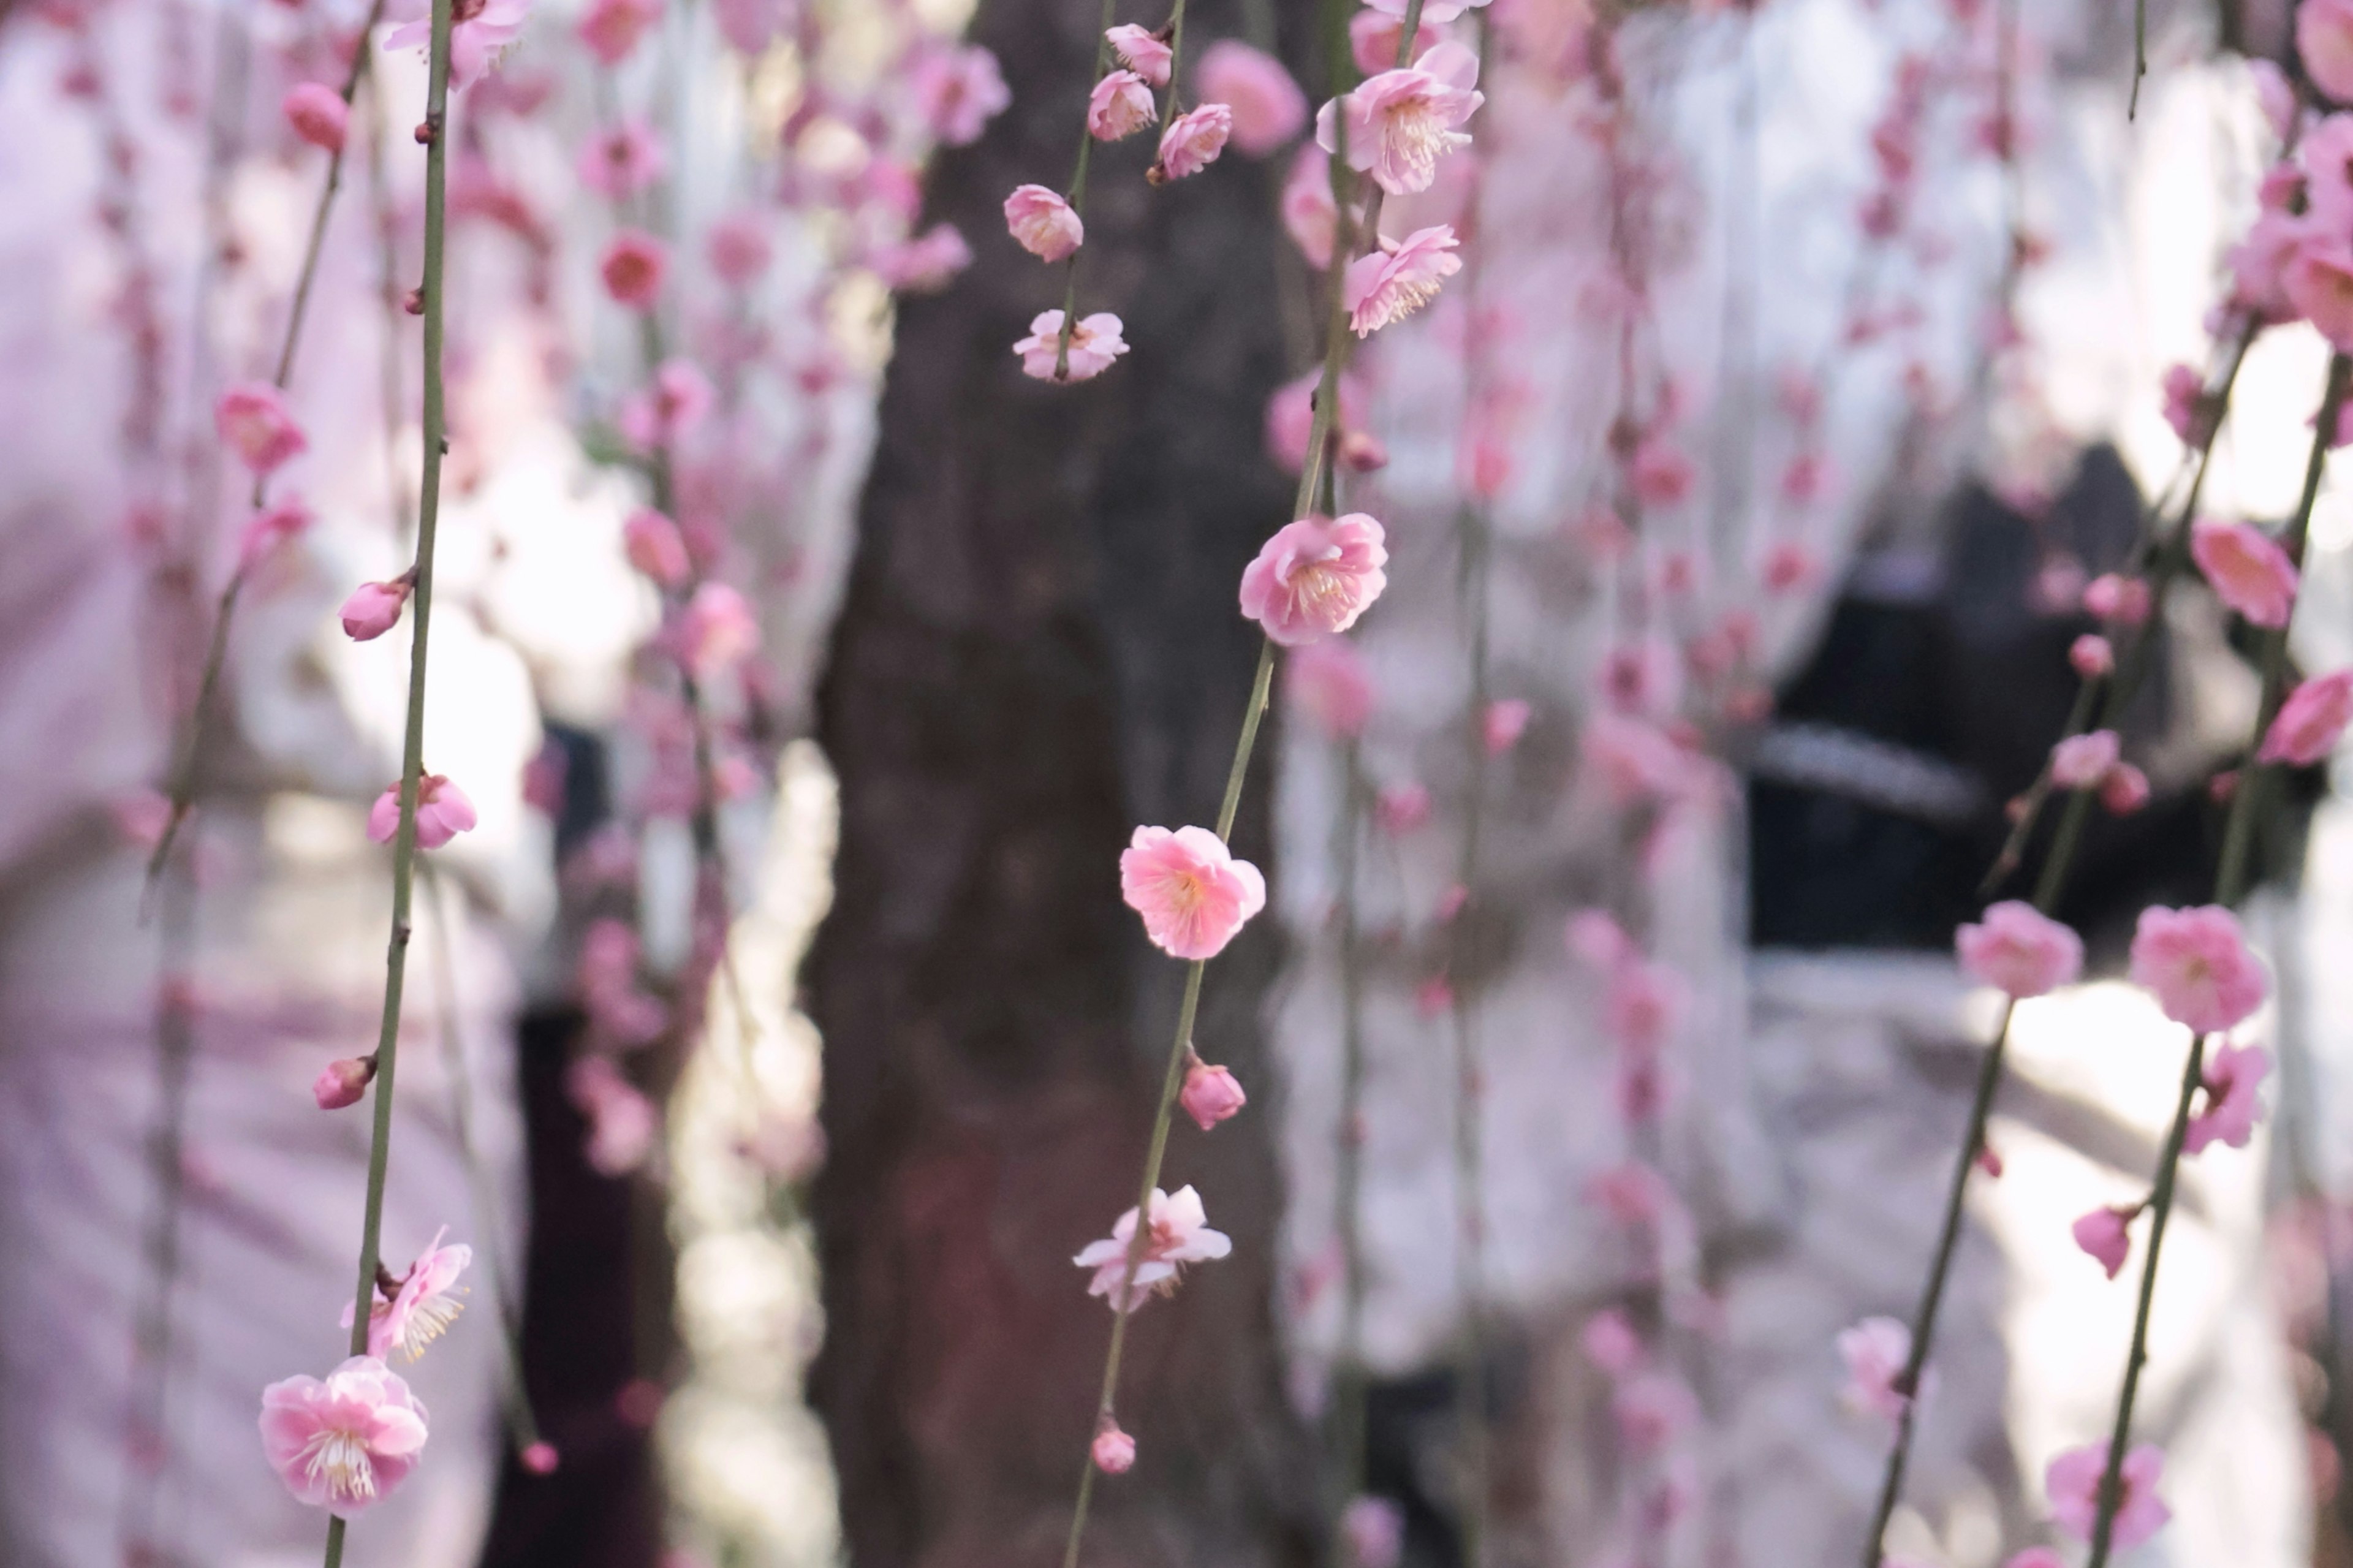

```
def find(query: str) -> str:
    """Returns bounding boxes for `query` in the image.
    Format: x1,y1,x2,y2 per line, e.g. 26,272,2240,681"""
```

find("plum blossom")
341,577,412,642
2047,1442,2170,1547
1197,40,1306,155
2304,0,2353,102
282,83,348,152
914,44,1010,145
871,224,973,294
2101,763,2151,816
623,507,691,588
216,382,307,474
1955,903,2083,999
618,358,713,450
577,0,659,64
2191,518,2299,628
1612,1373,1697,1451
599,229,668,309
1105,23,1171,86
238,496,316,571
2083,573,2151,626
1014,310,1127,382
1349,8,1442,74
1343,224,1461,336
2070,635,2113,680
1003,184,1083,262
1088,69,1158,142
1239,513,1389,645
567,1056,658,1175
2161,363,2212,447
1376,782,1430,835
2281,244,2353,346
1316,41,1483,195
1340,1495,1405,1568
677,581,759,676
1151,104,1232,183
2049,729,2120,789
577,118,666,198
313,1056,376,1110
348,1228,471,1361
2072,1205,2136,1279
1073,1184,1232,1311
1281,145,1338,269
1120,826,1266,960
707,214,772,286
258,1356,429,1514
367,775,476,850
1836,1316,1915,1423
1180,1058,1248,1130
1286,638,1374,739
2261,670,2353,764
1091,1422,1137,1473
1582,1308,1645,1376
1483,699,1529,757
2184,1040,2272,1154
385,0,532,88
2129,904,2268,1035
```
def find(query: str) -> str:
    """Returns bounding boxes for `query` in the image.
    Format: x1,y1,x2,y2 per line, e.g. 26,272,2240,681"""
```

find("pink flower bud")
1151,103,1232,183
1091,1422,1136,1474
2069,634,2113,679
1087,70,1158,142
520,1441,561,1475
216,382,308,475
2048,729,2121,789
1180,1060,1248,1131
313,1055,377,1110
282,82,349,152
623,507,692,588
2101,761,2151,815
367,773,478,850
2191,517,2300,629
599,229,669,310
1375,782,1430,835
2082,572,2151,626
2260,669,2353,765
1482,699,1530,757
1104,23,1172,86
1974,1143,2004,1178
1002,184,1083,262
2072,1204,2135,1278
340,577,412,642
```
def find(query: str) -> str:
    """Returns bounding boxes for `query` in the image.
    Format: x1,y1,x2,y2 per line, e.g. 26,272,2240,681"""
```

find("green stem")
1051,0,1123,377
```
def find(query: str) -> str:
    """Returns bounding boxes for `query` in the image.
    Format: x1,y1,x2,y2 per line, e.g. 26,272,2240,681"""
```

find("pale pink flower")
1376,782,1430,835
2161,363,2209,445
871,224,973,294
577,118,667,198
2191,518,2299,628
706,213,773,286
2262,670,2353,763
1014,310,1128,382
1091,1422,1137,1473
1566,909,1634,969
347,1227,471,1362
384,0,531,88
1151,103,1232,183
913,44,1009,145
1347,9,1442,75
1631,437,1694,509
237,496,316,572
1315,41,1483,195
313,1056,376,1110
2072,1205,2135,1279
1343,224,1460,336
1281,145,1338,269
1613,1373,1697,1452
1762,542,1817,594
1072,1184,1232,1311
1181,1059,1248,1130
600,229,669,310
2303,0,2353,102
576,0,661,65
1264,368,1365,473
2049,729,2121,789
2230,210,2306,321
2047,1442,2170,1547
368,774,477,850
1239,513,1389,645
340,578,411,642
1197,40,1306,155
1120,825,1266,960
2101,763,2151,816
2069,634,2113,678
2083,573,2151,626
1483,699,1529,757
1003,184,1083,262
258,1356,429,1514
1105,23,1171,86
623,507,692,588
2129,904,2268,1035
2287,239,2353,349
2184,1040,2272,1154
283,83,348,152
1582,1308,1645,1376
1088,69,1158,142
1340,1495,1405,1568
216,382,307,474
567,1056,658,1175
2254,59,2300,141
1286,638,1374,739
520,1441,561,1475
678,581,759,676
1836,1316,1914,1423
618,358,713,450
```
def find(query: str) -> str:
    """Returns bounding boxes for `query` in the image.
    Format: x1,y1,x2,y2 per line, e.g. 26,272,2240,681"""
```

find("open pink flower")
1105,23,1171,86
1956,901,2083,999
707,214,773,286
2047,1442,2170,1547
283,83,349,152
623,507,692,588
1088,69,1158,142
1120,825,1266,960
618,359,713,451
2184,1040,2272,1154
1151,103,1232,183
1239,513,1389,645
238,495,316,572
1197,40,1306,155
216,382,307,474
599,229,669,310
1836,1316,1914,1423
2072,1205,2136,1279
871,224,972,294
2191,518,2299,628
2289,238,2353,349
1349,9,1442,74
367,774,477,850
2069,634,2113,679
259,1356,429,1515
1180,1059,1248,1130
1072,1184,1233,1311
341,577,412,642
1343,225,1460,336
2049,729,2120,789
913,44,1009,145
2129,904,2267,1035
1286,638,1374,738
1314,40,1483,195
384,0,531,88
1281,145,1338,269
1091,1421,1137,1473
1014,310,1127,382
1004,184,1083,262
577,0,661,65
678,581,758,676
346,1227,471,1361
2262,670,2353,764
2305,0,2353,102
577,118,667,198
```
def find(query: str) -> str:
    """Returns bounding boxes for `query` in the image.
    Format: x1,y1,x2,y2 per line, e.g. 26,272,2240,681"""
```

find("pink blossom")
1120,825,1266,960
624,508,692,589
871,224,973,294
1197,40,1306,156
349,1227,471,1362
341,577,412,642
216,382,308,474
566,1056,657,1175
237,496,316,572
678,581,758,676
1091,1422,1137,1474
2304,0,2353,102
1181,1059,1248,1130
283,83,349,152
1566,909,1635,969
1483,699,1529,757
1631,437,1694,509
1286,638,1374,739
1088,69,1158,142
313,1056,376,1110
2130,903,2268,1034
384,0,531,88
1605,961,1682,1052
2101,763,2151,816
2287,239,2353,349
2049,729,2121,789
1072,1184,1233,1311
520,1441,561,1475
1613,1373,1697,1452
1105,23,1171,86
1836,1316,1914,1423
1003,184,1083,262
259,1356,429,1514
366,774,477,850
577,118,666,198
913,44,1009,145
1340,1495,1405,1568
2262,670,2353,764
1342,224,1461,336
1414,975,1453,1017
1762,542,1816,594
576,0,661,65
1315,41,1483,196
618,358,713,451
2082,573,2151,626
707,214,773,286
2230,210,2307,321
2254,59,2300,141
1582,1309,1645,1376
599,229,669,310
1281,145,1338,269
2069,634,2113,679
1264,369,1365,474
1014,310,1128,382
1151,103,1232,183
2191,518,2300,628
1376,783,1430,835
2072,1205,2136,1279
1347,9,1442,75
2047,1442,2170,1547
2184,1040,2272,1155
2161,363,2210,446
1239,513,1389,645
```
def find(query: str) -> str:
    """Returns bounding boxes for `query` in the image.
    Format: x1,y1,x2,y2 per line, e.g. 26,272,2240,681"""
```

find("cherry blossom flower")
2101,763,2151,816
238,496,316,572
599,230,669,310
348,1227,471,1361
258,1356,429,1515
1091,1421,1137,1473
1197,40,1306,155
1340,1495,1405,1568
623,507,691,589
678,581,759,676
576,0,661,65
283,83,348,152
2046,1442,2170,1547
2261,670,2353,764
912,43,1009,145
577,118,666,199
1348,9,1442,75
2129,904,2268,1035
1239,513,1389,645
1120,826,1266,960
1105,23,1171,86
341,577,412,642
2183,1040,2272,1155
2303,0,2353,102
1088,69,1158,142
1265,368,1366,473
520,1441,560,1475
871,224,973,294
1286,638,1374,738
2048,730,2120,789
216,382,307,474
2072,1205,2135,1279
367,774,477,850
1014,310,1128,382
2070,635,2113,678
706,214,773,287
1180,1059,1248,1130
1072,1184,1232,1311
1281,145,1338,269
2190,518,2299,628
385,0,532,88
618,359,713,451
1483,699,1529,757
1836,1316,1914,1423
313,1056,376,1110
1343,225,1461,335
1003,184,1083,262
2082,573,2150,626
1315,41,1483,196
1151,103,1232,183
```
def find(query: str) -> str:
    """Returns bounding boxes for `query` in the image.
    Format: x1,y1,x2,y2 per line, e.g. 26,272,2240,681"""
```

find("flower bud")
313,1055,377,1110
1091,1422,1136,1474
1180,1059,1248,1131
341,576,413,642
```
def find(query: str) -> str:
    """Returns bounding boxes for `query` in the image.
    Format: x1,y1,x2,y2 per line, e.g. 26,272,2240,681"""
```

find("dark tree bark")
807,3,1324,1566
